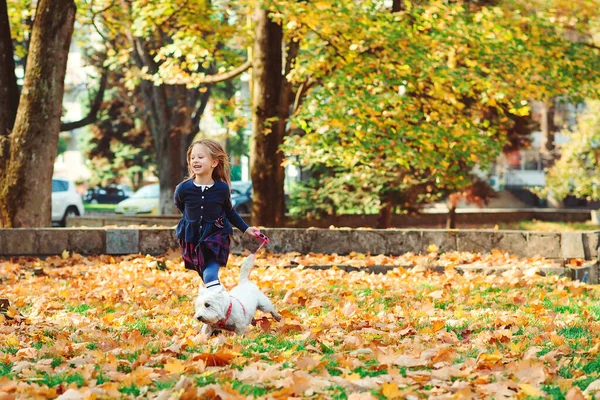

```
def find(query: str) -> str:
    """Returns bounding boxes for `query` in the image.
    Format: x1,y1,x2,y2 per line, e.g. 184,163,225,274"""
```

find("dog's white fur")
193,254,281,335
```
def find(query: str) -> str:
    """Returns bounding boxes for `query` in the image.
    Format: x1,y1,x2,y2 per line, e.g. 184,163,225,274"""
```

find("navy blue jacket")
174,179,249,245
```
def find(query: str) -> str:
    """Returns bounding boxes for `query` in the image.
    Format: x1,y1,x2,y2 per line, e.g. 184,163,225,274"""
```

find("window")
52,179,68,192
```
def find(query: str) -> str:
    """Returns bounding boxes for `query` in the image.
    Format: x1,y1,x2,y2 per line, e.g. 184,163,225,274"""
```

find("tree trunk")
392,0,404,12
0,0,19,137
540,99,556,170
157,87,190,215
377,194,393,229
446,204,457,229
157,134,183,215
251,5,285,227
0,0,75,228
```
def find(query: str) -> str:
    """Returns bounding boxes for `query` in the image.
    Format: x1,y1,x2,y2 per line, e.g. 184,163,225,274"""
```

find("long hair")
186,139,231,189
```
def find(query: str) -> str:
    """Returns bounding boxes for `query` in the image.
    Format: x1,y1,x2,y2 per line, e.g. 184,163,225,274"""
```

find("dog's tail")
239,253,255,284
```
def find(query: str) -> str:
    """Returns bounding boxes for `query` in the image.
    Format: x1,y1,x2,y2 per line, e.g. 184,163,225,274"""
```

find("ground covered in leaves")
1,250,600,399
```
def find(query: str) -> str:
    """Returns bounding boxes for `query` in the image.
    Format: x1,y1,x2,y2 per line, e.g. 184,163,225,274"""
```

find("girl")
174,139,262,290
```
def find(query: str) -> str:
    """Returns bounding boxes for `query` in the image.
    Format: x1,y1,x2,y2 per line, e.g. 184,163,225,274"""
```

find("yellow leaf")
519,383,545,397
62,249,70,259
382,382,402,399
427,244,438,253
478,352,502,363
345,373,361,381
5,334,19,347
165,359,186,375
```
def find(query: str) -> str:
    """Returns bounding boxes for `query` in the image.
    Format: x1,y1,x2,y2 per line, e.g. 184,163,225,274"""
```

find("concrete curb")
1,227,598,258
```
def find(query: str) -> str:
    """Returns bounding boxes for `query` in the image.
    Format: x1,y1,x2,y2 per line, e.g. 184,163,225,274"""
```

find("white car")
52,178,85,226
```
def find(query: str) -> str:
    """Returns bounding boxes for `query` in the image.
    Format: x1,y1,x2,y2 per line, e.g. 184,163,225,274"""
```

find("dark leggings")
202,250,221,287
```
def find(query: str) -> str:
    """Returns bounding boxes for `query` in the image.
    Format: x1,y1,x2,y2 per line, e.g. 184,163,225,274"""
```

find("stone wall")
1,227,598,259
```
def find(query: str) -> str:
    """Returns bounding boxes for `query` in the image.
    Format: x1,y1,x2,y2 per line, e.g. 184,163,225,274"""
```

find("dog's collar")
215,296,246,329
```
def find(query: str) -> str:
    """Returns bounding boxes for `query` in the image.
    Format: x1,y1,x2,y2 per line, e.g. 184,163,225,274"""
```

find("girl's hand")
245,226,260,237
245,227,269,243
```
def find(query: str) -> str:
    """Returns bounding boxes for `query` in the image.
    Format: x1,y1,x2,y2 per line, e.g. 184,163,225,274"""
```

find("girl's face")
189,144,218,177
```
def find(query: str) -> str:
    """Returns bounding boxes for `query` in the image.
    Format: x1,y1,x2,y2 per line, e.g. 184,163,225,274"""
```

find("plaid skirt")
179,232,230,276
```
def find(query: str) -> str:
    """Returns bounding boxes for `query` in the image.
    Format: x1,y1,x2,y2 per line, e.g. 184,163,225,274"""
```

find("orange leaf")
256,316,272,332
432,320,445,332
565,387,585,400
196,352,236,367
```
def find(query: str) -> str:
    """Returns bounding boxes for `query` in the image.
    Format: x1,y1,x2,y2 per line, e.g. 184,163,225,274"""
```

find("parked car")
115,184,159,215
231,181,252,214
84,185,132,204
52,178,85,226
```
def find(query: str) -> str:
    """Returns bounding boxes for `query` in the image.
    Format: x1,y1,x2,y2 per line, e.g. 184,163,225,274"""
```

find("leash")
253,232,269,254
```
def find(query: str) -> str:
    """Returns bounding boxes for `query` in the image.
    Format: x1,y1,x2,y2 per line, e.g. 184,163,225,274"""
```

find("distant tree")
544,101,600,202
280,0,600,227
81,95,155,191
250,3,288,227
79,0,251,214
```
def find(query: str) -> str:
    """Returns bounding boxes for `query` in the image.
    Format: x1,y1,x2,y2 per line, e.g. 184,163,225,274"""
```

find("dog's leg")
235,326,247,335
201,323,214,337
257,293,282,322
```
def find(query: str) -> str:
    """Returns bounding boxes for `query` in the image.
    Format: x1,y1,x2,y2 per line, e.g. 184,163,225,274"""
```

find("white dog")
194,253,281,336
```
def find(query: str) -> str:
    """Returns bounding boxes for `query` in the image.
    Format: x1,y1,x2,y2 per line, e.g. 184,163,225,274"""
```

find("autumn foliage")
1,250,600,398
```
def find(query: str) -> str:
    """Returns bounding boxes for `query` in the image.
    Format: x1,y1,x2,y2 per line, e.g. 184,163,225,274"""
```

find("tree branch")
195,60,252,84
60,69,108,131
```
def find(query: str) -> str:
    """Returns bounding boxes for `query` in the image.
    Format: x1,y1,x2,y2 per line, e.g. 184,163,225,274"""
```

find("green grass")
68,304,92,315
125,318,151,335
583,356,600,374
119,384,141,397
196,374,217,387
231,380,270,397
240,333,307,358
1,347,18,355
0,362,12,377
498,220,600,232
328,386,349,400
541,385,565,400
38,372,85,388
587,303,600,321
353,366,388,378
558,326,589,340
84,203,117,212
542,298,581,314
154,379,177,391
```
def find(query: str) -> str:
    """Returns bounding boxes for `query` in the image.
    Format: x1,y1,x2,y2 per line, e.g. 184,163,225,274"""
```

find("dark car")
231,181,252,214
84,185,133,204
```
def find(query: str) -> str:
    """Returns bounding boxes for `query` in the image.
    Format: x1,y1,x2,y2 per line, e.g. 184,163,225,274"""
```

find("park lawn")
499,220,600,232
1,251,600,399
83,203,117,212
